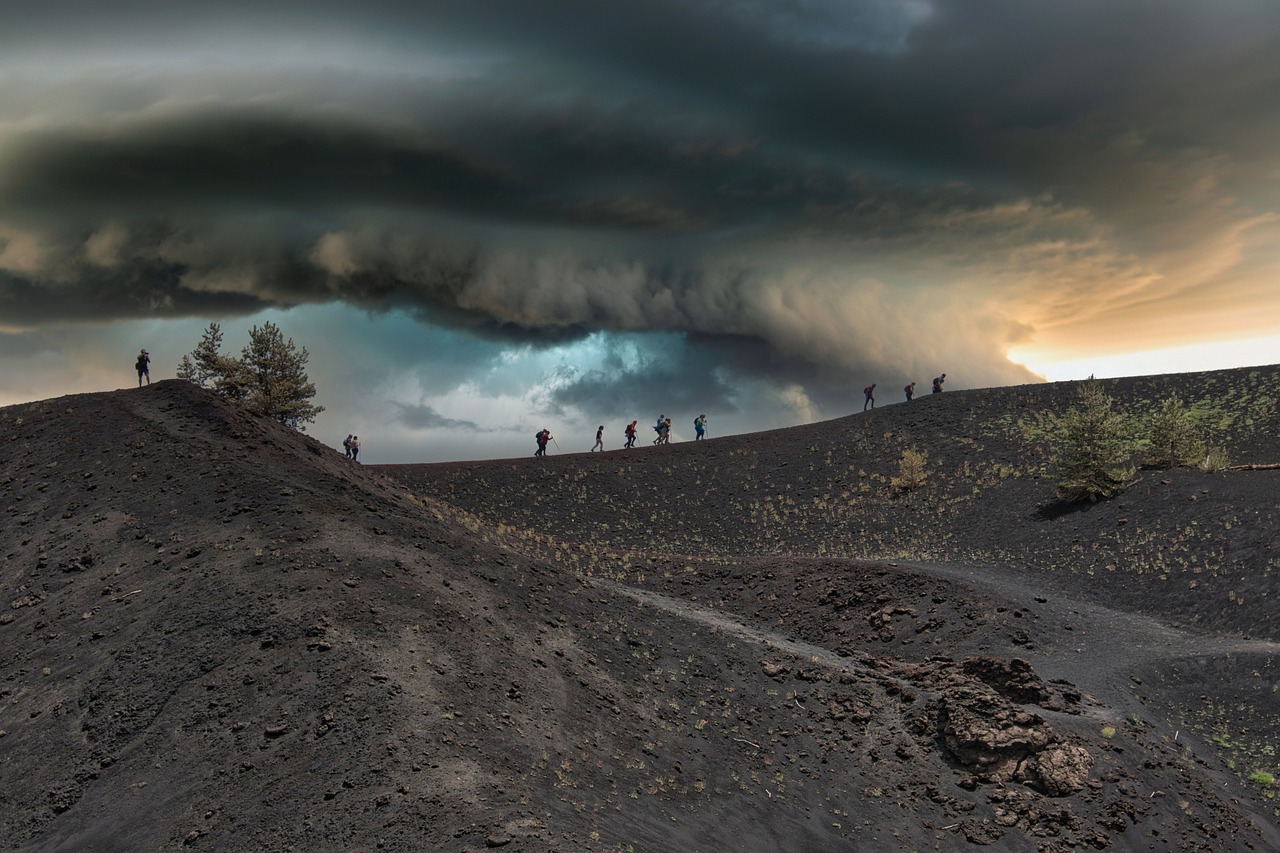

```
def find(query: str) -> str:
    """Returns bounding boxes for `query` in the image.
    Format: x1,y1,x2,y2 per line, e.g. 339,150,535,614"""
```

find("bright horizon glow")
1011,335,1280,384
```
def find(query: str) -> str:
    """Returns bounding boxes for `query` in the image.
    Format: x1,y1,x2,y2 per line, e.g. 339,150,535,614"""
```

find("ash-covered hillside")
2,378,1278,852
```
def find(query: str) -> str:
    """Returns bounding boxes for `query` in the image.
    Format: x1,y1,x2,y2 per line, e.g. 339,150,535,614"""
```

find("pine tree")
1144,394,1205,469
177,321,323,431
177,323,235,391
1049,377,1137,502
238,322,324,430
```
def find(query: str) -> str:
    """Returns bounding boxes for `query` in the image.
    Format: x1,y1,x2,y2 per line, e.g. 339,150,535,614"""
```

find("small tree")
891,447,929,492
1144,394,1205,469
177,322,248,401
1049,377,1137,502
177,321,324,431
239,322,324,429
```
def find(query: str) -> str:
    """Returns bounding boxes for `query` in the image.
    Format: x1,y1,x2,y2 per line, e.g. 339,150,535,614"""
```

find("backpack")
864,386,873,395
535,431,544,442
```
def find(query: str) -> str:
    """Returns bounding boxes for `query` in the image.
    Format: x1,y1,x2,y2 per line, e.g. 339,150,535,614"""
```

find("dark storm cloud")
390,402,481,432
2,0,1278,388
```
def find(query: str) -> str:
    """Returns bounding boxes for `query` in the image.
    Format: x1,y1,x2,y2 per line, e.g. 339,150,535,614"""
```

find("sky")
2,1,1278,461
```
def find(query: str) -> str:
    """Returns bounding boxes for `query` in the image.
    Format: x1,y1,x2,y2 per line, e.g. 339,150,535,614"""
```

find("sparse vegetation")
1048,377,1137,502
1248,770,1275,786
178,321,324,430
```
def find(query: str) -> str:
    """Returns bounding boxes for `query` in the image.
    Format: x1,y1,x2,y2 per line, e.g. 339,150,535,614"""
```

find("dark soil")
2,370,1278,851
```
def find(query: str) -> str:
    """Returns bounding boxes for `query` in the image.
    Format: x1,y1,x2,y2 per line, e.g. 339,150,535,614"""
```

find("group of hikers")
342,434,361,461
864,373,945,410
539,373,941,456
539,413,708,456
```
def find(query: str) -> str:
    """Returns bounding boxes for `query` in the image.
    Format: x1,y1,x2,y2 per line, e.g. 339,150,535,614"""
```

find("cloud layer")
3,1,1279,455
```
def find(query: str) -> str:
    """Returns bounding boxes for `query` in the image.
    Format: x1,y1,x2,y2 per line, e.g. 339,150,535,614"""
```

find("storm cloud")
2,1,1279,457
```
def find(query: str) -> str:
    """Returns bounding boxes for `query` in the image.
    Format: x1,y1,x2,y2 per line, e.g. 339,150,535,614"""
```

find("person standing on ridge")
343,434,353,458
136,349,151,386
863,383,876,411
535,428,553,457
654,414,665,445
932,373,946,394
349,436,361,462
624,420,637,448
904,382,916,402
694,414,707,440
592,424,604,452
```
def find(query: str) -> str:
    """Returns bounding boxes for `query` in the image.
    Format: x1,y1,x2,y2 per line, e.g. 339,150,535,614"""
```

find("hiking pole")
551,438,561,453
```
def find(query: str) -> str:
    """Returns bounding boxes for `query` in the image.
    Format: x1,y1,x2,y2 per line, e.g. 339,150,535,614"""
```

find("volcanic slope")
383,365,1280,845
0,380,1272,852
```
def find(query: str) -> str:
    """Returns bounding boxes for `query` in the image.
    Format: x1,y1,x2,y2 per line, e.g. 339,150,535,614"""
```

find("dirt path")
597,553,1280,722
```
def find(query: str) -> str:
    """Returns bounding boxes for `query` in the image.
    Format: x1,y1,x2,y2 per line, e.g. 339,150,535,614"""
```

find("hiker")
660,418,672,445
653,414,665,445
694,414,707,440
904,382,916,402
592,424,604,452
136,349,151,386
624,420,637,449
343,434,353,458
535,428,552,457
349,435,361,462
932,373,946,394
863,383,876,411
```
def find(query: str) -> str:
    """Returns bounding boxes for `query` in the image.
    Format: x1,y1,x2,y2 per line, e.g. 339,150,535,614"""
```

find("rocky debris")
1028,743,1094,797
902,656,1095,797
960,656,1054,706
938,685,1054,782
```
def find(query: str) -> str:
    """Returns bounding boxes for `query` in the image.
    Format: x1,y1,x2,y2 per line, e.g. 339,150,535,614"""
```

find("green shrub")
1248,770,1275,786
1145,394,1206,468
1049,378,1137,503
1200,446,1231,472
891,448,929,492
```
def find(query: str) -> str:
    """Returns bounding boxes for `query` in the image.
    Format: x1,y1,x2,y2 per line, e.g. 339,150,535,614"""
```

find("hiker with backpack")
624,421,637,448
932,373,946,394
694,414,707,440
535,428,553,457
349,436,361,462
653,414,665,445
343,434,353,458
136,349,151,386
592,424,604,452
863,383,876,411
904,382,916,402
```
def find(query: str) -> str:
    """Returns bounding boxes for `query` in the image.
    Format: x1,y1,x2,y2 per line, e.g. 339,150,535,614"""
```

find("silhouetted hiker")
136,349,151,386
343,434,353,458
863,383,876,411
653,414,665,445
349,436,361,462
535,428,552,457
592,424,604,452
624,420,637,448
932,373,946,394
904,382,916,402
694,414,707,440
